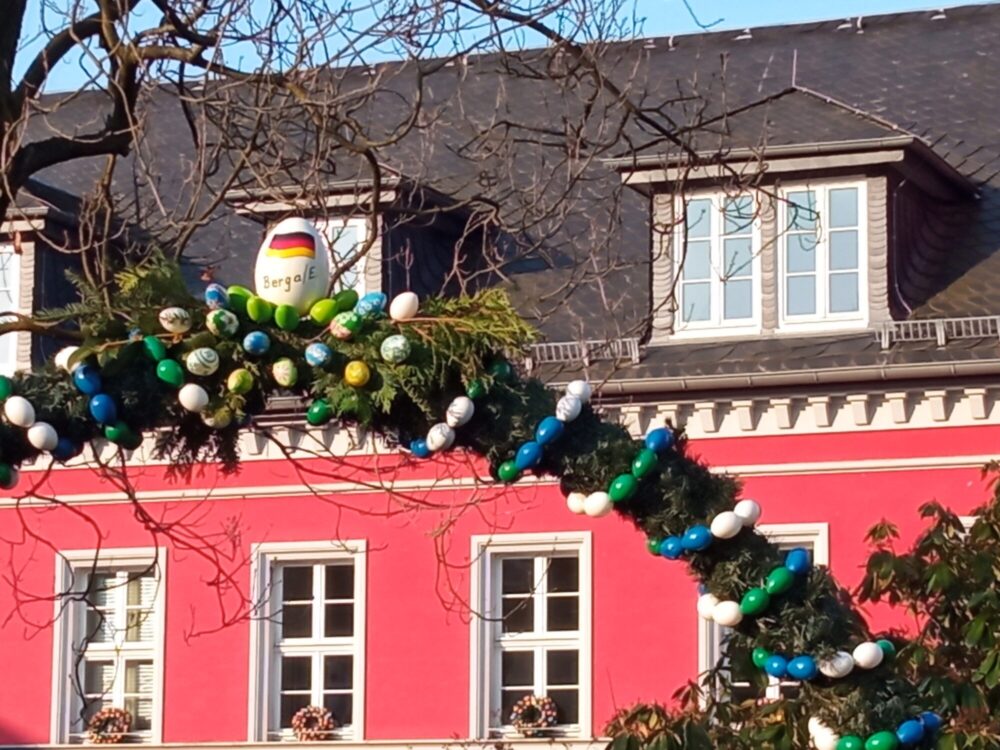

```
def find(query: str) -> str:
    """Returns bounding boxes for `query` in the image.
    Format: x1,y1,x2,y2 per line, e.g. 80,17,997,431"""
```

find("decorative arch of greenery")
0,255,944,749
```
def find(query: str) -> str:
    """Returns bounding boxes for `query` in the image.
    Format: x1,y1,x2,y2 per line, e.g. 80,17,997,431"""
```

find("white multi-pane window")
52,550,164,744
699,524,829,704
249,541,366,741
470,533,592,739
0,245,21,375
316,218,369,295
674,194,759,334
780,183,867,327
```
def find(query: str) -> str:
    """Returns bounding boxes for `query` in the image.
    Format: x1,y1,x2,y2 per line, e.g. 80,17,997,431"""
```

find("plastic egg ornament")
555,394,582,422
785,547,811,575
712,601,744,628
896,721,925,746
787,655,818,681
88,394,117,425
54,346,81,372
659,536,684,559
645,426,674,453
733,498,762,526
329,311,361,340
710,511,743,540
852,642,884,670
204,283,229,310
566,379,592,403
426,423,456,452
206,309,239,338
445,396,475,428
158,306,192,334
253,217,331,314
0,465,19,490
818,651,855,679
380,334,411,364
27,422,58,452
919,712,943,734
697,593,720,620
514,441,543,471
242,331,271,356
535,416,565,446
811,724,840,750
73,365,103,395
272,358,299,388
681,525,713,551
389,291,420,321
178,383,210,413
52,437,77,462
186,347,220,376
4,395,36,427
305,342,333,367
355,291,388,318
583,491,613,518
409,438,431,459
566,492,587,514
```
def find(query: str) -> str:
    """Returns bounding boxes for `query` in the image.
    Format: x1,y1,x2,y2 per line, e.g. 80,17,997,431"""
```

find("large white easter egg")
733,498,762,526
555,394,582,422
254,218,331,314
710,511,743,540
566,379,592,403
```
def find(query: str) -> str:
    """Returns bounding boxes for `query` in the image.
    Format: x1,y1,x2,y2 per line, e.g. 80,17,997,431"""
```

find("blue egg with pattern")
305,342,333,367
242,331,271,356
204,283,229,310
680,525,712,552
786,655,818,681
355,291,388,318
645,427,674,453
785,547,811,575
764,655,789,678
896,720,925,746
410,438,431,458
88,394,117,425
73,365,102,396
658,536,684,559
514,441,543,471
535,416,565,446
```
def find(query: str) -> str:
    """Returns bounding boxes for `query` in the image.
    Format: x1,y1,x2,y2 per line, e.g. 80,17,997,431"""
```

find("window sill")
38,739,612,750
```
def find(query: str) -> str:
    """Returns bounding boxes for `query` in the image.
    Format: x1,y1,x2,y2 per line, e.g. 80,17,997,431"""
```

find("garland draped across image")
0,248,943,749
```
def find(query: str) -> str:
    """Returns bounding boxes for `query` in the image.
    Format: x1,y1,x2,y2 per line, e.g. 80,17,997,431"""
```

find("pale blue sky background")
16,0,1000,91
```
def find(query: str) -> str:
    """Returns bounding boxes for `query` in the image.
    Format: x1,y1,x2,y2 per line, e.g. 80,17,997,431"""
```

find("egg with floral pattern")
206,309,239,338
305,343,333,367
379,335,410,364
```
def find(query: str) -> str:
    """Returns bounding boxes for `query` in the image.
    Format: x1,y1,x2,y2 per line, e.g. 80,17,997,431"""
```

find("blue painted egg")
514,441,543,471
680,525,712,552
242,331,271,356
919,713,943,733
658,536,684,559
787,655,818,681
205,283,229,310
785,547,811,575
89,394,117,425
764,655,789,678
535,416,565,446
52,437,78,462
896,720,924,746
73,365,102,395
355,291,388,318
305,343,333,367
645,427,674,453
410,438,431,458
128,327,144,342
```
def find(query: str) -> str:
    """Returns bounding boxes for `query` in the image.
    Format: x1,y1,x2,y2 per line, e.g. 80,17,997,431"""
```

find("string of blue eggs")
808,711,943,750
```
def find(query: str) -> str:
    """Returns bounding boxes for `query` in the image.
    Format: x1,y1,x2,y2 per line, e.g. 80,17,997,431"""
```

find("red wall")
0,423,996,744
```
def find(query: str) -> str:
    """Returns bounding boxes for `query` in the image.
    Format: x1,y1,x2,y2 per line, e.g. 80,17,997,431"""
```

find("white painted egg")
818,651,855,679
733,499,762,526
27,421,58,451
206,309,239,338
566,492,587,514
54,346,81,372
186,347,220,376
380,334,411,364
566,379,592,403
555,394,582,422
178,383,209,413
272,358,299,388
445,396,474,428
710,511,743,539
426,423,456,452
583,491,613,517
812,726,839,750
851,641,884,670
697,593,720,620
712,600,744,627
4,396,35,427
158,307,192,334
389,291,419,321
254,218,331,314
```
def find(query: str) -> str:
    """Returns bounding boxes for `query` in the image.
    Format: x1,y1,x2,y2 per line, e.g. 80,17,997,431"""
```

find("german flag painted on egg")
266,231,316,259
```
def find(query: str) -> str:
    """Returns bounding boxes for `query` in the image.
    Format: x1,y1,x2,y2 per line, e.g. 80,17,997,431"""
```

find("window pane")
281,566,313,601
127,575,156,607
280,694,311,728
81,698,111,728
281,656,312,690
830,273,860,313
501,597,534,633
681,240,711,280
501,559,533,595
325,565,353,599
829,188,859,228
723,196,753,235
681,282,710,322
85,608,114,644
124,697,153,732
723,238,752,279
830,231,858,270
546,557,578,593
89,574,115,609
786,233,817,272
724,279,752,320
786,276,816,316
501,651,534,686
685,199,712,238
501,689,524,724
548,689,579,724
84,660,114,695
786,191,817,230
126,608,154,642
280,603,312,638
546,650,579,686
324,603,354,637
324,655,353,689
124,661,153,695
328,224,363,292
323,693,353,726
547,596,579,631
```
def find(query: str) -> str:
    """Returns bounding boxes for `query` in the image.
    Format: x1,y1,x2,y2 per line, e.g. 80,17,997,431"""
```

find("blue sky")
16,0,1000,91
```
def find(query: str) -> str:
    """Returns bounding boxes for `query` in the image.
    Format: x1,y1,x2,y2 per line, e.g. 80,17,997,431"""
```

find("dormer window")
779,182,867,328
317,218,369,295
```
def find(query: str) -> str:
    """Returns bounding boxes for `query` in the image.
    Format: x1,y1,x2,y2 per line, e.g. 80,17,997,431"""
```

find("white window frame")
248,540,367,742
315,218,369,297
469,532,592,740
698,523,829,703
50,548,166,744
0,244,21,375
671,191,763,338
778,180,869,331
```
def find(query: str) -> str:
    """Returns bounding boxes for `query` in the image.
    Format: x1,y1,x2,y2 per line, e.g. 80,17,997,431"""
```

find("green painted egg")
246,295,274,324
156,359,185,388
380,334,411,364
631,448,658,478
227,368,254,394
864,732,900,750
329,311,361,340
608,473,638,502
104,420,135,445
0,375,11,401
332,289,359,313
309,298,338,326
765,566,795,595
274,304,300,331
307,399,334,426
206,309,239,338
740,587,771,616
227,285,253,315
272,358,298,388
466,379,486,399
751,647,770,668
143,336,167,362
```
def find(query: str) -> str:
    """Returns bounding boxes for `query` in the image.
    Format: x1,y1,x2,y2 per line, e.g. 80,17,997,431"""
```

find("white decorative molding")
846,394,871,426
695,401,720,433
926,390,950,422
772,398,793,430
968,388,988,420
808,396,832,428
886,391,909,424
733,400,756,431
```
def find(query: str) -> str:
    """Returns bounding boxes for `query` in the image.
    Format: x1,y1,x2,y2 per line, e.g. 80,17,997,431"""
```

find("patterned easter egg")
186,347,220,376
445,396,474,427
254,218,331,314
344,360,370,387
355,291,387,318
204,283,229,310
329,311,361,340
206,309,239,338
426,422,455,452
227,368,254,394
202,407,233,430
242,331,271,356
305,343,333,367
158,307,192,334
379,334,410,364
272,358,299,388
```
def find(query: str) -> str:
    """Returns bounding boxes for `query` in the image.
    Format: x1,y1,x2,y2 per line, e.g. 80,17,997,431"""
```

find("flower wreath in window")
87,707,131,744
510,694,558,736
291,705,336,741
